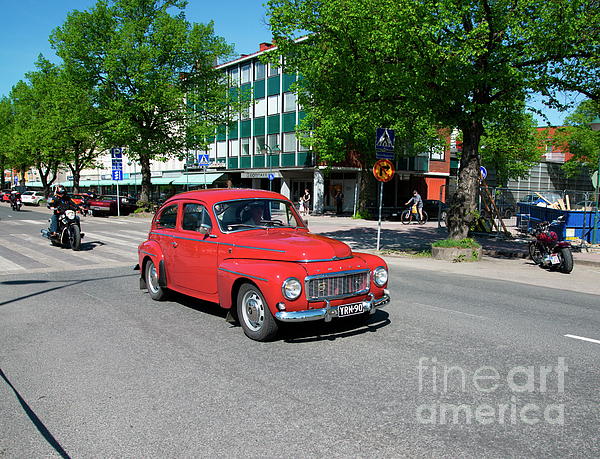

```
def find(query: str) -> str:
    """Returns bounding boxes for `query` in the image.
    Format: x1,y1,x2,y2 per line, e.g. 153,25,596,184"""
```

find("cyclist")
405,190,424,222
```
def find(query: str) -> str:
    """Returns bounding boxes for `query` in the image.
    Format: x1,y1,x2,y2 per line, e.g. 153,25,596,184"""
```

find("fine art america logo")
416,357,567,425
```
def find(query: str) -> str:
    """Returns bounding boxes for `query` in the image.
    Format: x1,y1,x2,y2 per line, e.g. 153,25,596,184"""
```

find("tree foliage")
480,112,544,186
554,99,600,178
267,0,599,237
50,0,236,202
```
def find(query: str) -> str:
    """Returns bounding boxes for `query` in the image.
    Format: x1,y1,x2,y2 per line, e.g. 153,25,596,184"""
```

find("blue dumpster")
517,203,600,243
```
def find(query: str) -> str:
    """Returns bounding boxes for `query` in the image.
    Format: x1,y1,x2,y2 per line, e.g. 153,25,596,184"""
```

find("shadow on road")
0,368,71,458
281,310,391,343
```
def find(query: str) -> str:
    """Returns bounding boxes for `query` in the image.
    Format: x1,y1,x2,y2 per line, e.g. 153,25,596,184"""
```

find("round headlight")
373,266,388,287
65,209,76,219
282,277,302,300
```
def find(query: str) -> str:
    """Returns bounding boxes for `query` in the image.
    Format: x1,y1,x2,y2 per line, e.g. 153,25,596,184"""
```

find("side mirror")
198,223,211,235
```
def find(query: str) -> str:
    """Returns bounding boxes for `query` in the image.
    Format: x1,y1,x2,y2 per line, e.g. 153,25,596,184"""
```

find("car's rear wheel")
237,283,278,341
145,259,167,301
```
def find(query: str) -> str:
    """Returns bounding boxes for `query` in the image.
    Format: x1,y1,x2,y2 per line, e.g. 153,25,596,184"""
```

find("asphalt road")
0,204,599,457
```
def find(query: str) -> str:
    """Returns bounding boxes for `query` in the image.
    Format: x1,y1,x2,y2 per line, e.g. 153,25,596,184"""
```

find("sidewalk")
302,213,600,268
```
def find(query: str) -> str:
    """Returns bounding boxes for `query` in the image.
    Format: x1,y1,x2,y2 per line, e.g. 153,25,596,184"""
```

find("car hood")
227,229,352,261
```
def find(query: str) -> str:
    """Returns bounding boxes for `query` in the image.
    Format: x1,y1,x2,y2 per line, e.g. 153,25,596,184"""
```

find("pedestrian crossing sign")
197,153,210,166
375,128,395,159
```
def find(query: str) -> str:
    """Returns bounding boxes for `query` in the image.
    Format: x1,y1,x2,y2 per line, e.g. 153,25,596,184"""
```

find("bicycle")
401,206,428,225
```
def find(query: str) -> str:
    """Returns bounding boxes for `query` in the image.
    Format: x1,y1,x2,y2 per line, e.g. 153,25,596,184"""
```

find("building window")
254,136,266,155
283,92,296,113
254,61,265,80
241,138,250,156
228,67,239,86
283,132,296,153
268,62,280,76
268,95,280,115
298,135,310,151
228,139,239,157
267,134,279,151
429,146,445,161
241,106,250,120
241,64,251,84
254,98,266,117
217,141,227,158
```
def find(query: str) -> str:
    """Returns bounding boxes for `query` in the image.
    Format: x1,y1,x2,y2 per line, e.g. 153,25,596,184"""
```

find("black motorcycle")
528,217,573,274
10,196,22,211
41,209,84,251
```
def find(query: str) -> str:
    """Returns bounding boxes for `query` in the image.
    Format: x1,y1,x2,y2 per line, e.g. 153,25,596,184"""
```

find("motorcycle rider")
9,190,21,209
48,186,80,237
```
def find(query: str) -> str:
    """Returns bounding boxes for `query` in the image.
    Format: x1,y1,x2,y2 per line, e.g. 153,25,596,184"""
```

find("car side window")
157,204,178,229
182,203,211,232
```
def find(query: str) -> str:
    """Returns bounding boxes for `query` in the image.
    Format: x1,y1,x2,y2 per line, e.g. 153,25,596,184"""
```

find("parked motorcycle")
10,196,22,211
528,217,573,273
41,209,84,251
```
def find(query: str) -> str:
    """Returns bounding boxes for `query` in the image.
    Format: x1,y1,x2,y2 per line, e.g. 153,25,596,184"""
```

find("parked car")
136,189,390,341
20,191,44,206
88,194,137,216
1,190,12,202
518,192,562,206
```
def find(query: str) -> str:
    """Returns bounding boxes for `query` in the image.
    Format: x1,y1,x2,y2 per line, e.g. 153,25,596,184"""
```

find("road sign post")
111,148,123,216
197,153,210,189
373,158,396,251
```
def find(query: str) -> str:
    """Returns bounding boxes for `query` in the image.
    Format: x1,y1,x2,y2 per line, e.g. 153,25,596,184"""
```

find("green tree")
50,0,236,203
10,75,66,197
554,99,600,179
0,97,13,190
267,0,599,237
480,112,544,187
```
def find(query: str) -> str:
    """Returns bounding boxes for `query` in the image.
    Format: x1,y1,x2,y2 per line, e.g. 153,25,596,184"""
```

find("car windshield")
22,191,34,196
213,198,304,232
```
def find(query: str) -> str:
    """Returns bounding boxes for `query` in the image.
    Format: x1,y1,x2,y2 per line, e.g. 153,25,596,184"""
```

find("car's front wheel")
237,283,279,341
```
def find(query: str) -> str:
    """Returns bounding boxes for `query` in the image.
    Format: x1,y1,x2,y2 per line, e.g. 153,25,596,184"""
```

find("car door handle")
171,241,178,248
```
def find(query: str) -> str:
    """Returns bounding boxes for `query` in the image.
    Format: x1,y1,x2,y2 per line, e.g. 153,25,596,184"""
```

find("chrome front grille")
305,269,370,301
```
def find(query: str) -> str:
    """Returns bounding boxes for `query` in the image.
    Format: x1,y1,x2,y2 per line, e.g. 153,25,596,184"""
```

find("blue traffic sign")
197,153,210,166
480,166,488,181
112,170,123,181
111,147,122,158
268,173,274,181
375,128,395,152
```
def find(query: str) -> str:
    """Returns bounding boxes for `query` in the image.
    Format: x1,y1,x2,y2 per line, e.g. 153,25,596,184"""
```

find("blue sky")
0,0,580,126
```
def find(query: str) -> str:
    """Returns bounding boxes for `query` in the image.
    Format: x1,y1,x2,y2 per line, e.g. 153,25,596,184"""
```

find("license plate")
337,302,364,318
551,255,560,264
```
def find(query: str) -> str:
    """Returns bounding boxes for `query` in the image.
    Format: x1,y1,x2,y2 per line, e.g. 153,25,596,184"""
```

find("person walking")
301,188,311,216
335,189,344,215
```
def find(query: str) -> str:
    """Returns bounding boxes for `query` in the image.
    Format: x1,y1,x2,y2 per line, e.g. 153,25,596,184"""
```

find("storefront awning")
170,173,224,185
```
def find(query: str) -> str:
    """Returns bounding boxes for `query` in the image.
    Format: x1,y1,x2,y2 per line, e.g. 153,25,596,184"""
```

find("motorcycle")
10,196,22,211
528,217,573,273
41,209,84,251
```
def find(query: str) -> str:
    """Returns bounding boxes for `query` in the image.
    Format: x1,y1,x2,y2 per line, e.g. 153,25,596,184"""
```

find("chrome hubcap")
147,264,159,294
242,290,264,331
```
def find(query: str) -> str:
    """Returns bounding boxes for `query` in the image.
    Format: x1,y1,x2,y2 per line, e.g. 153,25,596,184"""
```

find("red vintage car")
136,189,390,341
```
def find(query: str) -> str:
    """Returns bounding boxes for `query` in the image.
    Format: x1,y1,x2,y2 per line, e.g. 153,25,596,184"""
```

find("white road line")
564,334,600,345
0,253,25,271
412,302,488,319
83,231,140,248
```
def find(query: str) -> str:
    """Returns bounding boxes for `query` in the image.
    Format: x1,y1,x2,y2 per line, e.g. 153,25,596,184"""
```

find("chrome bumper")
275,291,390,323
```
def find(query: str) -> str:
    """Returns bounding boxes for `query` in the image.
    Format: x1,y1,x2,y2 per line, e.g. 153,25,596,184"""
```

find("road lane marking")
0,254,25,271
412,302,488,319
564,334,600,345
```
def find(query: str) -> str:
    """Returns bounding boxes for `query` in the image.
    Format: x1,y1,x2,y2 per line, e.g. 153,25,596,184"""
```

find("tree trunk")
139,155,152,204
447,121,484,239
